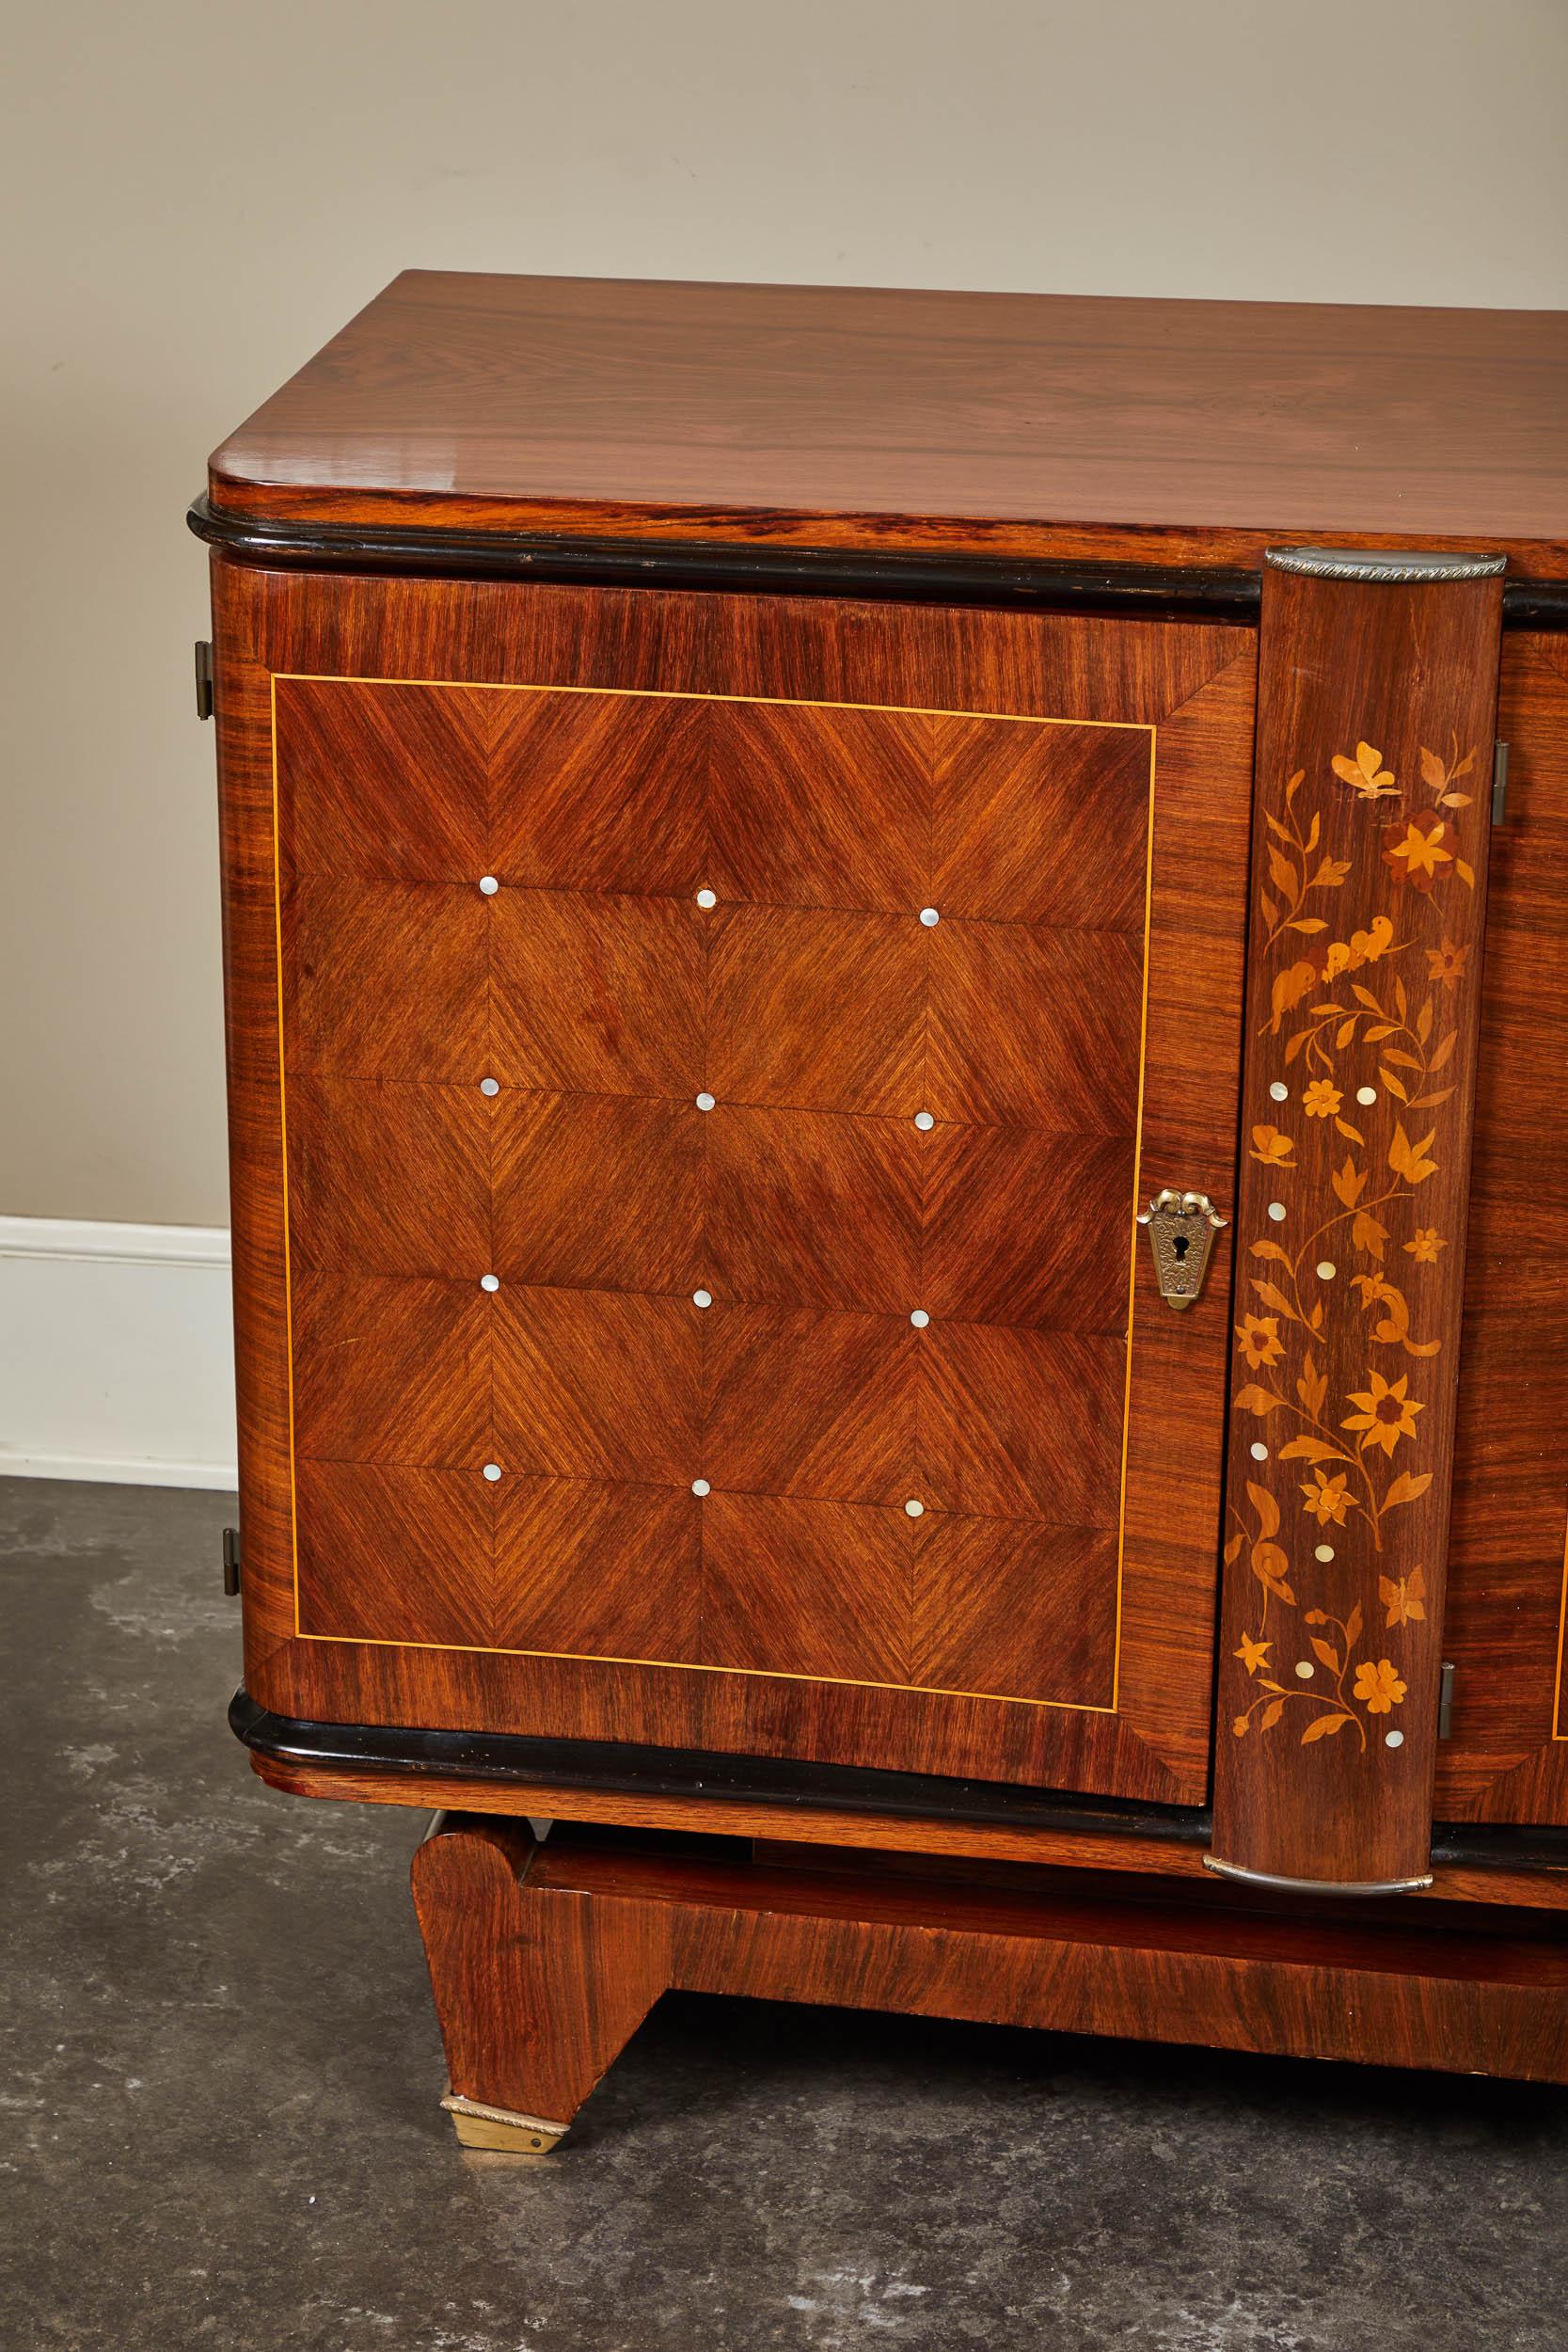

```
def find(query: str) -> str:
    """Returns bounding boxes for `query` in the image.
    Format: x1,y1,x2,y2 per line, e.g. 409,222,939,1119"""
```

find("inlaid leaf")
1296,1353,1327,1420
1420,746,1447,792
1382,1470,1433,1510
1232,1384,1278,1416
1311,1637,1341,1672
1345,1600,1364,1649
1379,1066,1411,1104
1430,1029,1458,1072
1250,1279,1295,1320
1261,892,1280,928
1260,1698,1286,1730
1250,1240,1291,1264
1457,859,1476,889
1389,1122,1438,1185
1352,1209,1388,1260
1267,846,1298,899
1332,1155,1367,1208
1302,1711,1352,1742
1279,1436,1346,1463
1247,1482,1280,1540
1289,919,1327,933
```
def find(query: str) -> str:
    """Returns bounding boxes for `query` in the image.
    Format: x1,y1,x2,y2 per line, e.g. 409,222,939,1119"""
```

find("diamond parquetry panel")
274,677,1154,1712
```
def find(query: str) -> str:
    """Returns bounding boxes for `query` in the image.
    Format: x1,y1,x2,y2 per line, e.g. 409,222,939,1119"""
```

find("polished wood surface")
209,273,1568,573
1211,561,1503,1886
256,1749,1568,1915
214,556,1254,1802
411,1818,1568,2142
1440,632,1568,1826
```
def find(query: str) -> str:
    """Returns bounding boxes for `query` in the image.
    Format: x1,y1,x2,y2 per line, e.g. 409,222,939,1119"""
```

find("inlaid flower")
1380,1565,1428,1629
1332,741,1398,799
1403,1229,1445,1263
1383,814,1453,891
1235,1313,1285,1371
1353,1658,1407,1714
1342,1368,1423,1456
1302,1079,1342,1120
1300,1468,1356,1526
1426,935,1468,992
1249,1123,1295,1167
1234,1633,1271,1677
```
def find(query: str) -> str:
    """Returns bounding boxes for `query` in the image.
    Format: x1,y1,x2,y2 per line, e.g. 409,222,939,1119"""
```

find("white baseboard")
0,1216,238,1489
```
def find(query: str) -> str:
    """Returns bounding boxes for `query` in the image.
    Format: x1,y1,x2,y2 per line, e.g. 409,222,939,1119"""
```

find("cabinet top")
207,270,1568,575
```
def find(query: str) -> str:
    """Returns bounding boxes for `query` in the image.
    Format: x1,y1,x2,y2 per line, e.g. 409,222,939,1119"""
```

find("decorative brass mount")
1137,1189,1227,1310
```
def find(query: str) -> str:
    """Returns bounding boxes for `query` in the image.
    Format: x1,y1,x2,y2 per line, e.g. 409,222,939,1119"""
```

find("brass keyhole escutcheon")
1137,1189,1227,1310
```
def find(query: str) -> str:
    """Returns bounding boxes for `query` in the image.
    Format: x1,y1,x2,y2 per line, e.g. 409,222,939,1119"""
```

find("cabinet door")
216,563,1256,1804
1439,634,1568,1829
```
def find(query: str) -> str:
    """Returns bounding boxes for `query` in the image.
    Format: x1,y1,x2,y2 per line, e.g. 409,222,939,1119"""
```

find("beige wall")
4,1,1565,1227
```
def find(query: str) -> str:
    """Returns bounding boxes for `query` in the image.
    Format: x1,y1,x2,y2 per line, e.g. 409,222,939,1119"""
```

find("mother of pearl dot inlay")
1250,1441,1269,1461
1295,1661,1314,1679
1356,1086,1378,1105
1317,1261,1338,1279
1269,1081,1289,1102
1268,1202,1287,1222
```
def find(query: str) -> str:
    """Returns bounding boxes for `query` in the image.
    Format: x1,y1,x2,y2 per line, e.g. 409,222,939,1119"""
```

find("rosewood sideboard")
194,271,1568,2147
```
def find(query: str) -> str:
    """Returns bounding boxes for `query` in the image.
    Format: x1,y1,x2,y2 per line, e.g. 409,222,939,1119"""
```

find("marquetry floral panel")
1226,733,1486,1754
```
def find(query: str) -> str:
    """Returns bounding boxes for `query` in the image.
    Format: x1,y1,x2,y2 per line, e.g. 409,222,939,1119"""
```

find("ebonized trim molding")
230,1690,1209,1842
189,498,1568,628
188,498,1261,622
230,1691,1568,1872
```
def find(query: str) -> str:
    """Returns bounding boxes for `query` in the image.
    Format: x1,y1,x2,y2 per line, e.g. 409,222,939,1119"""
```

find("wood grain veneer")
208,273,1568,574
214,557,1256,1804
1438,633,1568,1826
411,1818,1568,2142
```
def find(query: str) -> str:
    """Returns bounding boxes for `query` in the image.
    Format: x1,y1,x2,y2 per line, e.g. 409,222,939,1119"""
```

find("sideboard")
194,272,1568,2147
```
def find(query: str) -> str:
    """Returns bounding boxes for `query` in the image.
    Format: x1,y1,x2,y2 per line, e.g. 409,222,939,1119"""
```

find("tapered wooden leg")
410,1814,671,2150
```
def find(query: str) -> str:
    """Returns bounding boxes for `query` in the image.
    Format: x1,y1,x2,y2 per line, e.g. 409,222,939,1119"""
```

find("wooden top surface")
209,270,1568,573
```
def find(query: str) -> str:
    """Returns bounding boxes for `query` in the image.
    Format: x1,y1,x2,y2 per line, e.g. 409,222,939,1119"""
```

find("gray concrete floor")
3,1476,1567,2352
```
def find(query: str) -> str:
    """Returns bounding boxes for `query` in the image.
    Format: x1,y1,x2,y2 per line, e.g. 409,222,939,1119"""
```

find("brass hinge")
1437,1660,1456,1739
1492,740,1509,824
195,640,214,722
222,1525,241,1597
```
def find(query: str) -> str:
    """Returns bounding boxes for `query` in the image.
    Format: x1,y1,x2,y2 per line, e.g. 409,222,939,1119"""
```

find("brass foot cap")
441,2091,568,2153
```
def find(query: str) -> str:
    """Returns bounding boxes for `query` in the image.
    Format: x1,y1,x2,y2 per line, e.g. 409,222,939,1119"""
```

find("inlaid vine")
1228,735,1477,1748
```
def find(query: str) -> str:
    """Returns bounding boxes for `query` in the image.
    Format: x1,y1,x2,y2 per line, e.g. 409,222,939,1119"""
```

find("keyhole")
1172,1233,1191,1262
